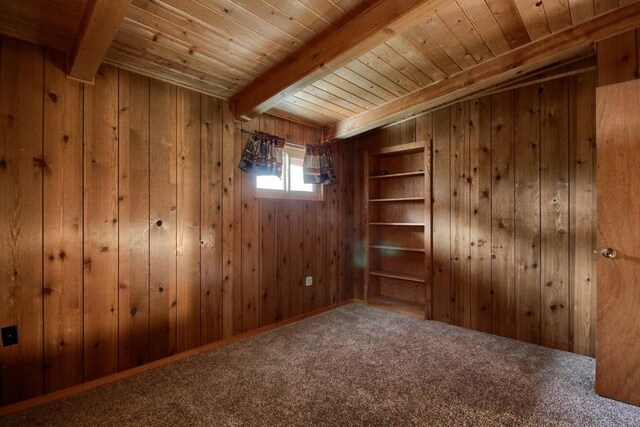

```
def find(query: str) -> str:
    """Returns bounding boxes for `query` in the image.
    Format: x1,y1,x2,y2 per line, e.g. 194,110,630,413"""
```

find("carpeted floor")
3,304,640,426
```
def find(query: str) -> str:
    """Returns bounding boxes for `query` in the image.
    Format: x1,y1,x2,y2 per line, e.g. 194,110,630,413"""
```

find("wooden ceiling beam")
67,0,133,83
229,0,449,122
324,2,640,141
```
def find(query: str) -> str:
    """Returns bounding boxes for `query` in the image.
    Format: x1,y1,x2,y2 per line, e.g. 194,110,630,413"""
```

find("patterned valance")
238,131,286,177
303,145,336,185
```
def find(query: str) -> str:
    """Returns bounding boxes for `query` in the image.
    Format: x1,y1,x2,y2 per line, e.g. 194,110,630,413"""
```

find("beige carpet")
3,304,640,426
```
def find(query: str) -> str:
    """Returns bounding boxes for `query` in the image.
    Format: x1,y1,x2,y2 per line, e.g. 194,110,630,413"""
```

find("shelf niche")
364,141,432,318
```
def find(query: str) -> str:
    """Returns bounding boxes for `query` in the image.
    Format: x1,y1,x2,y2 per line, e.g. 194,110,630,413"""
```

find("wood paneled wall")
347,71,597,357
597,29,640,86
0,36,352,405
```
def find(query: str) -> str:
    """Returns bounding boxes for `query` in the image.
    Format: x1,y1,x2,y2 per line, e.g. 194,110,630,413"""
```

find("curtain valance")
238,130,336,185
303,145,336,185
238,131,285,177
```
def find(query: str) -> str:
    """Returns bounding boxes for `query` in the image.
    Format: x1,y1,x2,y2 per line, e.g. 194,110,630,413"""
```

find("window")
255,146,323,201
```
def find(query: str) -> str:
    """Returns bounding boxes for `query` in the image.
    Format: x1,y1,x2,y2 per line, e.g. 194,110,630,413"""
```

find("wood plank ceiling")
0,0,633,129
271,0,626,126
0,0,88,52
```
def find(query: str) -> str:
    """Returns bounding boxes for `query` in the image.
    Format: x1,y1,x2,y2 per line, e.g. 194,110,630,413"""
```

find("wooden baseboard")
0,300,358,417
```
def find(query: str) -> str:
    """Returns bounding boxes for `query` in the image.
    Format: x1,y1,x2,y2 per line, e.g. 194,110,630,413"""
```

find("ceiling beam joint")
323,2,640,141
229,0,449,122
67,0,133,83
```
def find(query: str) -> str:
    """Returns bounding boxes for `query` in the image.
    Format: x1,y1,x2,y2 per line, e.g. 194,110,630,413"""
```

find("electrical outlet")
1,325,18,347
305,276,313,287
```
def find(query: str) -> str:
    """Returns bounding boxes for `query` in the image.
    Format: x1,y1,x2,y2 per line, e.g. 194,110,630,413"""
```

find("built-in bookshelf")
364,141,431,318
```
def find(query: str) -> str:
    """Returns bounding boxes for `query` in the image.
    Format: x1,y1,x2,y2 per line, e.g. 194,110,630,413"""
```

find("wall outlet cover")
1,325,18,347
305,276,313,287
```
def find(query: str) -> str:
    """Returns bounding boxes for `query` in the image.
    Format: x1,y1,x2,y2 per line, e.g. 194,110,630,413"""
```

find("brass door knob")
600,248,617,259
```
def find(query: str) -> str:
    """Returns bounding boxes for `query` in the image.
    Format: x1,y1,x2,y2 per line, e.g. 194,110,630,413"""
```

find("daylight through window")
256,147,322,201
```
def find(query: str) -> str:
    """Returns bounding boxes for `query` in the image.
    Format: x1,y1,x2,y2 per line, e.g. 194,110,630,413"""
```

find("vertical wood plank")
383,122,400,147
274,116,291,321
221,107,242,338
514,84,541,345
363,147,371,304
232,120,243,334
200,95,223,344
288,200,305,316
336,143,348,302
260,200,277,325
0,38,44,404
345,141,355,300
432,107,451,323
221,108,240,337
288,124,306,315
315,128,329,309
541,78,570,351
341,141,356,301
402,120,416,144
490,91,516,339
637,29,640,81
327,150,339,305
241,117,260,332
416,114,433,319
450,103,470,327
275,199,291,321
43,49,84,393
118,70,150,370
469,96,493,333
83,64,119,381
149,80,177,360
303,201,316,312
302,122,321,311
336,139,349,302
569,71,597,357
351,135,365,301
176,88,201,352
596,31,638,86
259,115,278,326
315,197,328,308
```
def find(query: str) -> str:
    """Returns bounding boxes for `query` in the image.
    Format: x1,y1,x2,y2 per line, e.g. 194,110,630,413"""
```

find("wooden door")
595,79,640,406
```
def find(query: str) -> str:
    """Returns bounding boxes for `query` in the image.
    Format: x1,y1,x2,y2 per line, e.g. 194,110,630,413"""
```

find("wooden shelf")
369,270,425,283
369,245,425,253
365,140,429,319
367,142,426,157
369,171,424,179
368,295,425,316
369,197,423,202
369,222,424,227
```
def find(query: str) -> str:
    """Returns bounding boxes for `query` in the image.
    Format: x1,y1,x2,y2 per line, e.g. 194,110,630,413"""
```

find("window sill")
254,191,325,202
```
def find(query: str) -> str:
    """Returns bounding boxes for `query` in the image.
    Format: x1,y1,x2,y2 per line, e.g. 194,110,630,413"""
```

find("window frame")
254,146,324,202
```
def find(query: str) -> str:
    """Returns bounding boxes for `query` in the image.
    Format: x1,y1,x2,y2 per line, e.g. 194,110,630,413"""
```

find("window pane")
290,157,314,192
256,174,284,190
